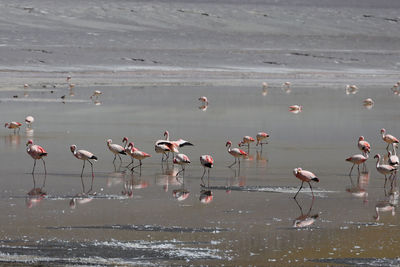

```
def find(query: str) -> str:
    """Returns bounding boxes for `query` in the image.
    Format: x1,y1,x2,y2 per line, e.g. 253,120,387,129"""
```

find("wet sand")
1,0,400,266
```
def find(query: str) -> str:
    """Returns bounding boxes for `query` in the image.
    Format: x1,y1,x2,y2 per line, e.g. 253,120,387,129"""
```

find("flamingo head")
26,139,33,146
293,167,302,175
374,154,380,160
381,128,386,134
198,96,208,104
238,142,242,147
4,123,8,128
225,141,232,147
164,130,169,138
122,137,128,143
107,139,112,144
70,145,77,153
128,142,134,148
359,136,364,141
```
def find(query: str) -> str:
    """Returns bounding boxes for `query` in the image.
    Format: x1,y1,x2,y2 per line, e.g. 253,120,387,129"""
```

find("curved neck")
376,156,380,167
165,132,169,141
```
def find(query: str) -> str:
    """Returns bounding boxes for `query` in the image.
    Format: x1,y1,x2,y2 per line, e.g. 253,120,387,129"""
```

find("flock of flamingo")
4,78,400,201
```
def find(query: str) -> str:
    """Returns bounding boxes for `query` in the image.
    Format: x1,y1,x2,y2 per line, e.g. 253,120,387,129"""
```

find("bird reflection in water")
292,198,319,228
26,174,46,208
199,189,213,204
156,163,180,192
256,150,268,168
122,173,149,198
70,174,97,209
172,174,189,201
373,200,395,221
346,171,369,203
4,134,21,148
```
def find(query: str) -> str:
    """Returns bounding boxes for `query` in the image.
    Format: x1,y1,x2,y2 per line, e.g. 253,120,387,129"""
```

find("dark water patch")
313,257,400,266
46,224,229,233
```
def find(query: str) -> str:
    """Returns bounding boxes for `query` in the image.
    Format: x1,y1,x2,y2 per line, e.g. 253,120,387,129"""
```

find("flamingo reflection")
26,174,46,208
373,201,395,221
346,172,369,203
172,174,190,201
199,189,213,204
155,164,180,192
293,198,319,228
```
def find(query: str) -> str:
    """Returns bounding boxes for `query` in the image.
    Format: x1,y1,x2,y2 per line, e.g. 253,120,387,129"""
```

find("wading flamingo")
70,144,98,179
173,153,191,177
346,154,368,176
381,128,399,151
106,139,126,164
374,154,397,187
200,155,214,187
293,168,319,199
198,96,208,105
25,116,34,128
388,143,399,167
226,140,247,168
239,136,255,152
26,139,47,174
5,122,22,133
256,132,269,149
126,142,151,171
358,136,371,155
90,90,102,99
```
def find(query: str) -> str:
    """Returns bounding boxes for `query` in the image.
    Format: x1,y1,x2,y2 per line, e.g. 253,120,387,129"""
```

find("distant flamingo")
256,132,269,149
374,154,397,187
345,84,359,95
346,154,368,176
282,82,291,93
156,130,193,158
200,155,214,187
25,116,34,128
289,105,303,114
198,96,208,105
66,75,71,82
70,144,98,180
5,122,22,133
363,98,374,109
90,90,102,100
388,143,399,167
173,153,191,177
239,136,255,152
381,128,399,151
106,139,126,163
26,139,48,174
155,131,175,162
226,140,247,168
357,136,371,155
293,168,319,199
126,142,151,171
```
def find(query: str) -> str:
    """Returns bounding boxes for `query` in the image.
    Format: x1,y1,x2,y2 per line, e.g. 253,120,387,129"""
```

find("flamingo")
126,142,151,171
90,90,102,99
155,131,175,162
106,139,126,164
198,96,208,105
381,128,399,151
200,155,213,187
25,116,34,128
239,136,255,152
26,139,48,174
374,154,397,187
156,130,194,158
357,136,371,155
289,105,303,114
173,153,191,177
346,154,368,176
226,140,247,168
282,82,291,93
373,201,395,221
66,75,71,82
293,168,319,199
388,143,399,167
345,84,359,95
5,122,22,133
256,132,269,148
363,98,374,109
70,144,98,180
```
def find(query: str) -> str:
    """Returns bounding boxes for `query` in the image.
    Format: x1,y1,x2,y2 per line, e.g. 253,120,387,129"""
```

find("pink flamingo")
256,132,269,149
293,168,319,199
106,139,126,163
239,136,255,152
200,155,214,187
26,139,48,174
126,142,151,171
226,140,247,168
156,130,193,159
381,128,399,151
374,154,397,187
346,154,368,176
5,122,22,133
198,96,208,105
70,144,98,179
25,116,34,128
357,136,371,155
155,131,175,162
173,153,191,177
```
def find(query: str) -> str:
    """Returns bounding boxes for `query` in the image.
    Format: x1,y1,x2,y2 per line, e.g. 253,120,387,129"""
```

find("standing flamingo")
374,154,397,187
26,139,48,174
173,153,191,177
126,142,151,171
5,122,22,133
200,155,214,187
106,139,126,164
293,168,319,199
381,128,399,151
25,116,34,128
346,154,368,176
388,143,399,167
357,136,371,155
256,132,269,149
198,96,208,105
239,136,255,152
70,144,98,179
156,130,193,159
226,140,247,168
90,90,102,99
155,131,174,162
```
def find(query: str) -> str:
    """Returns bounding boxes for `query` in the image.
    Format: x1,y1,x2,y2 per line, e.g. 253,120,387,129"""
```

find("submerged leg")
200,168,206,186
294,181,304,199
42,158,47,175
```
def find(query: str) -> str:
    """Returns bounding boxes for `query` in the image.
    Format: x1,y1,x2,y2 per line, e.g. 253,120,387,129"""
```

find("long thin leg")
207,168,210,188
81,160,86,177
32,159,37,174
42,158,47,175
294,181,304,199
384,175,388,188
88,160,94,178
308,182,314,198
113,154,116,164
200,168,206,186
118,154,122,163
88,160,94,192
228,158,237,168
349,164,355,176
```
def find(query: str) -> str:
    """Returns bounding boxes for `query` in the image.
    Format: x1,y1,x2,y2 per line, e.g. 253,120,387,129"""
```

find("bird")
346,154,368,176
226,140,247,168
200,155,214,187
198,96,208,105
239,136,255,152
262,82,268,89
388,143,399,167
381,128,399,151
23,83,29,88
345,84,358,95
156,131,194,157
199,189,213,204
373,201,395,221
126,142,151,171
357,136,371,155
25,116,34,128
363,98,374,109
90,90,102,100
106,139,126,164
256,132,269,149
173,153,191,177
26,139,48,174
155,131,175,162
293,168,319,199
70,145,98,185
289,105,303,114
5,122,22,133
374,154,397,187
282,82,291,93
66,75,72,82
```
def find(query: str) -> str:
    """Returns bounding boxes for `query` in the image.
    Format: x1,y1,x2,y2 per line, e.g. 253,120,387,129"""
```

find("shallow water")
1,79,400,266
